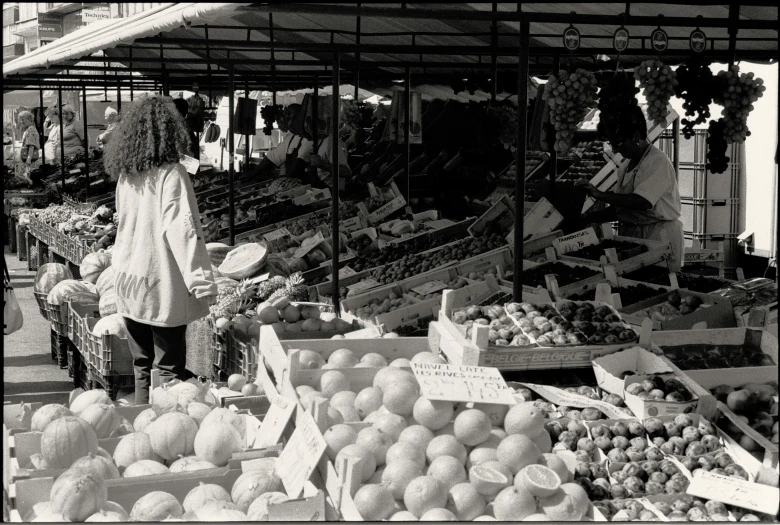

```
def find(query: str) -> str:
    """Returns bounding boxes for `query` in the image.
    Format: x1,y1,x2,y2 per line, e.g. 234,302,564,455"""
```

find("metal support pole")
549,54,560,202
129,47,134,101
331,52,341,316
244,79,250,179
58,86,66,186
39,88,45,166
776,59,779,285
404,67,411,201
116,80,121,112
228,63,236,245
355,5,361,100
490,2,498,101
311,82,319,186
513,16,530,300
727,5,739,67
82,85,89,198
672,117,680,178
269,14,277,106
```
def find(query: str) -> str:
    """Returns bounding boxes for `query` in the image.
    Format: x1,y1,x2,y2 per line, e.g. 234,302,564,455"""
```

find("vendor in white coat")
578,105,684,271
299,130,352,191
248,104,309,181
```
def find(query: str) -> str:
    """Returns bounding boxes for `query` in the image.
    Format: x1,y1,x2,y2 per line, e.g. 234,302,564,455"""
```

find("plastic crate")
50,331,69,369
226,330,257,382
83,316,134,376
8,217,17,253
210,318,232,370
88,364,133,401
45,301,69,335
680,198,739,236
68,302,100,354
33,292,49,320
16,224,27,262
66,260,81,280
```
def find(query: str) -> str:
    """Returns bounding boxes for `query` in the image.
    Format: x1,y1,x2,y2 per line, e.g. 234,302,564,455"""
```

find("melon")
151,384,178,409
186,402,212,427
193,423,242,467
91,314,127,338
98,290,117,317
169,456,217,473
69,389,112,415
23,502,54,522
113,432,163,471
50,470,107,521
70,452,120,481
167,381,206,407
109,417,134,438
182,482,232,514
81,251,112,284
231,469,283,512
34,263,73,294
123,459,169,478
218,242,269,279
130,492,183,521
69,388,85,407
85,509,128,522
133,408,159,432
201,407,246,442
95,266,115,297
193,501,245,521
145,412,198,460
206,243,234,267
79,404,123,439
102,502,128,517
47,280,98,306
31,512,71,522
31,404,73,432
68,291,100,306
247,492,289,520
41,416,99,468
95,448,112,461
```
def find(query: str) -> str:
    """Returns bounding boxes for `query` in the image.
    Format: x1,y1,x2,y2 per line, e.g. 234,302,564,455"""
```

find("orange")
426,435,467,465
492,486,537,521
539,491,582,521
383,380,419,417
353,485,395,520
419,508,456,521
540,453,570,484
398,425,435,450
412,398,454,431
445,482,486,521
426,455,467,491
453,409,493,446
496,434,541,475
403,476,448,518
515,464,561,498
503,402,545,438
382,459,423,500
468,464,511,497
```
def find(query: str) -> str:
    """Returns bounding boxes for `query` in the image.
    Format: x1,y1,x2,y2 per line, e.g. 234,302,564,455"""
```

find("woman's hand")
575,180,601,198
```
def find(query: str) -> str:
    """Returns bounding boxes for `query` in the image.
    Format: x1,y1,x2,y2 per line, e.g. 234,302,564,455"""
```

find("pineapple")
256,275,287,301
210,279,257,319
267,273,309,307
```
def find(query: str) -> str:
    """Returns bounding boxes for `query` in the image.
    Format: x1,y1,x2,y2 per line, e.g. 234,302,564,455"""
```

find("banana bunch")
380,219,415,237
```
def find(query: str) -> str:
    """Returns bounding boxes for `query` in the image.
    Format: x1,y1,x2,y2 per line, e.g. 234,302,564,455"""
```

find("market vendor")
43,108,59,164
58,104,86,157
299,128,352,191
247,104,309,181
16,111,41,170
577,105,684,271
97,107,120,149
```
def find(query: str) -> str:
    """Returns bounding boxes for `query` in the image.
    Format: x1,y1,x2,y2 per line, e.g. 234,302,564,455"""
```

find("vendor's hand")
576,181,600,198
205,295,218,307
309,154,323,168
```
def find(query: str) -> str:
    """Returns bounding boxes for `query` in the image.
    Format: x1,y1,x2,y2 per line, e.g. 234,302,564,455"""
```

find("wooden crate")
715,401,779,471
501,259,607,300
436,290,653,371
620,289,737,331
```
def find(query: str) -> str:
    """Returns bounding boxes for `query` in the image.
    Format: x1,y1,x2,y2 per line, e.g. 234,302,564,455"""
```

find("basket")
83,316,134,376
33,291,49,320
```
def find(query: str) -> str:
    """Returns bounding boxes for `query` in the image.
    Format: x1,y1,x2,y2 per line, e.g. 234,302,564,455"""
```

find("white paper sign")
687,470,779,515
346,279,381,294
411,280,448,296
294,231,325,259
519,383,635,420
253,395,296,449
69,168,81,175
277,410,327,499
340,216,363,232
180,155,200,175
264,227,292,242
553,227,600,255
411,362,517,405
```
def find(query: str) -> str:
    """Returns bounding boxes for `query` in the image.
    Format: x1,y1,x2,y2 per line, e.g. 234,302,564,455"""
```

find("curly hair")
103,96,191,180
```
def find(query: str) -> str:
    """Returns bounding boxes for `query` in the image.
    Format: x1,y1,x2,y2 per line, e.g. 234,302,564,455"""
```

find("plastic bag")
4,261,23,335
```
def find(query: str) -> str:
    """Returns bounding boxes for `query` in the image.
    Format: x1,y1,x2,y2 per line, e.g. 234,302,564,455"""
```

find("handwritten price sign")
277,410,327,499
553,227,600,255
411,362,516,405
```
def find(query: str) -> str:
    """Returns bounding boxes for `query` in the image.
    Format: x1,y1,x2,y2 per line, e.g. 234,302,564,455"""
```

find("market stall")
3,3,778,523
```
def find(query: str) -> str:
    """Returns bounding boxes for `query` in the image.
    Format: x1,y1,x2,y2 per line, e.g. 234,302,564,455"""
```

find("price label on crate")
688,470,779,515
552,227,600,255
294,231,325,259
277,410,327,499
325,266,358,281
69,169,82,175
263,227,292,242
180,155,200,174
519,383,634,419
346,278,381,294
411,280,448,296
340,215,363,233
411,363,516,405
368,196,406,223
253,394,296,449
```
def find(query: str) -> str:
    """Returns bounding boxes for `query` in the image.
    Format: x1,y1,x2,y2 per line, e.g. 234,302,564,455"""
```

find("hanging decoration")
634,59,678,125
713,64,766,144
542,69,598,154
690,28,707,53
563,22,581,52
651,26,669,53
674,58,715,139
613,26,630,53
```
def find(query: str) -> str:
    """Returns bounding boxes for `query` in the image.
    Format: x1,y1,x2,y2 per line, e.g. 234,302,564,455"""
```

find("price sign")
180,155,200,175
346,279,381,294
688,470,779,515
263,227,292,242
552,227,600,255
69,169,81,175
325,266,357,281
340,216,363,232
519,383,634,419
277,410,327,499
294,231,325,259
411,362,516,405
253,395,296,449
411,280,448,296
368,196,406,223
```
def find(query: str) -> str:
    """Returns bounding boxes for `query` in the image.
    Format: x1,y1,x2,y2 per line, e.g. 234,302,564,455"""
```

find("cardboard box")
619,290,736,331
592,347,699,418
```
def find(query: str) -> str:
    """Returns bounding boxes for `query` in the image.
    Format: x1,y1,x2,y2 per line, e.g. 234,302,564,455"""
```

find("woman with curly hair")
104,96,217,405
17,110,40,168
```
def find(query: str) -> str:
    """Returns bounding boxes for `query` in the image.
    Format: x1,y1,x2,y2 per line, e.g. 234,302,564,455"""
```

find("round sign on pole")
690,28,707,53
613,26,630,53
563,25,581,51
651,27,668,53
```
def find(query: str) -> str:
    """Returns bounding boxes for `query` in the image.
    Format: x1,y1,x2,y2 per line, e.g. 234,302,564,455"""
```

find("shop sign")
81,8,111,24
563,24,581,51
613,26,630,53
690,28,707,53
37,13,62,39
651,27,668,52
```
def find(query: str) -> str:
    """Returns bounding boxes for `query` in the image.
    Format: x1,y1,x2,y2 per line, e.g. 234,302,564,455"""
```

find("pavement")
4,246,72,406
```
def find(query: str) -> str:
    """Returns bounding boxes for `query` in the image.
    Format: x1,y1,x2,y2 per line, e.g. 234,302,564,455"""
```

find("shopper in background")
104,96,218,405
248,103,309,181
59,104,86,157
17,111,41,171
578,105,684,271
43,107,60,164
173,97,200,163
97,107,120,149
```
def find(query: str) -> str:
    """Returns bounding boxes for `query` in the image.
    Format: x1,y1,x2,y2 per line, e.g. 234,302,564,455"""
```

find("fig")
645,481,665,495
644,418,665,437
686,507,709,521
626,383,645,396
700,434,720,452
627,421,645,437
590,463,608,479
681,457,699,471
624,476,644,494
603,394,625,407
668,510,688,521
725,463,749,480
715,452,735,468
649,389,666,400
608,448,630,463
646,447,665,461
610,484,630,499
594,436,613,452
671,496,694,512
581,407,602,421
666,392,686,402
622,462,644,478
727,389,755,413
641,379,657,392
590,424,611,439
649,471,668,484
612,421,631,437
704,501,728,516
567,420,587,438
630,437,648,450
665,478,688,494
612,436,630,450
612,470,628,484
626,447,647,462
664,422,684,437
653,501,672,516
698,456,716,471
682,426,701,443
652,437,666,448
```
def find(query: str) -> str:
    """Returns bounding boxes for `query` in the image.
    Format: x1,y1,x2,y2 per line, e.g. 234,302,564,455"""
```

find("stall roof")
3,3,777,91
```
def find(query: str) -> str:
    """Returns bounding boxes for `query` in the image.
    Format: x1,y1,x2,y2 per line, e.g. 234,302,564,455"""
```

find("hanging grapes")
713,64,766,144
260,104,283,135
486,105,519,151
542,68,599,155
674,58,715,139
341,99,362,133
597,71,640,136
634,59,678,125
705,119,730,175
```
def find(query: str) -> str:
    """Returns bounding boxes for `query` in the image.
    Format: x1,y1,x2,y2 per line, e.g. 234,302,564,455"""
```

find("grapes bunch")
675,59,715,139
543,69,599,154
713,65,766,144
341,99,362,133
487,106,519,150
597,72,640,137
260,104,282,135
634,60,678,125
706,119,730,174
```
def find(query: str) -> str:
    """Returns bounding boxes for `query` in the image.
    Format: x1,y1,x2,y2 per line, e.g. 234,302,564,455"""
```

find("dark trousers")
124,317,189,405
